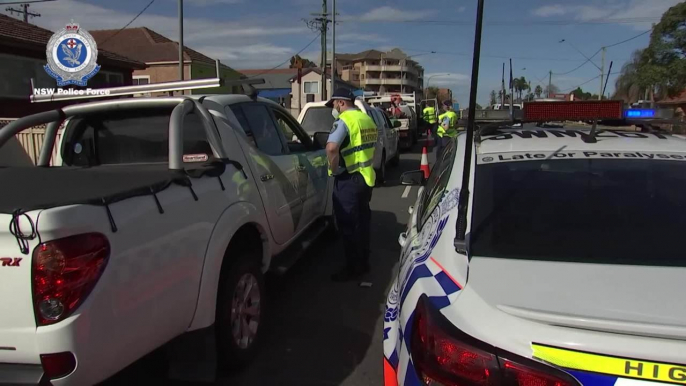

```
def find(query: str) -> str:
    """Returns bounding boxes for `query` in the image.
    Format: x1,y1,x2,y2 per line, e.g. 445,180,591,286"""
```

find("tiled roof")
657,90,686,105
91,27,220,66
0,14,145,69
238,68,299,75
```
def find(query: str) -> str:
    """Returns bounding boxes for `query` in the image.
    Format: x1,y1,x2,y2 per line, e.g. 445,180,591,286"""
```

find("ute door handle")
260,174,274,181
296,165,307,172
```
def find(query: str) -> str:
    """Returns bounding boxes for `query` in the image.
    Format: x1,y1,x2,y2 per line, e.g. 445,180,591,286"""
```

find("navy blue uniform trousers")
333,171,373,272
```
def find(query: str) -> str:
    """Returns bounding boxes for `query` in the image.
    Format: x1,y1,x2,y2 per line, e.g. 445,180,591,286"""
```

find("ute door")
269,106,328,230
229,103,303,244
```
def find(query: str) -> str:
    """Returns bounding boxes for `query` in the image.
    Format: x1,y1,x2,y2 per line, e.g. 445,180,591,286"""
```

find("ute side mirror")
401,170,426,186
313,132,329,149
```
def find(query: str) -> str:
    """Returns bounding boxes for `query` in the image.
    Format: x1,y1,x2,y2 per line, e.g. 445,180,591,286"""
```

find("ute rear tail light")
32,233,110,326
411,296,580,386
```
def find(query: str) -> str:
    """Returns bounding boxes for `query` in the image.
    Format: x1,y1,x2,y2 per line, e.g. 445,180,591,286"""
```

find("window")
301,106,335,135
239,104,285,156
272,109,309,152
132,76,150,85
361,74,365,80
304,81,319,94
0,54,55,98
417,139,456,230
228,105,256,147
306,94,315,103
471,159,686,266
62,108,211,166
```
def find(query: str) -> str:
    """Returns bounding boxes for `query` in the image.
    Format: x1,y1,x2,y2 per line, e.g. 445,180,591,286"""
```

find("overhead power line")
553,29,652,76
247,32,321,79
99,0,155,47
355,16,660,27
562,71,621,93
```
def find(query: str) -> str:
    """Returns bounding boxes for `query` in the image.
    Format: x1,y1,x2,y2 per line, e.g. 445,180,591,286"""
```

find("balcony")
363,78,418,86
363,65,418,75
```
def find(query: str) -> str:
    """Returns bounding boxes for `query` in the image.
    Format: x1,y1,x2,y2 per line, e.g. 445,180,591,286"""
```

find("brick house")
0,14,146,118
90,27,242,95
289,68,358,117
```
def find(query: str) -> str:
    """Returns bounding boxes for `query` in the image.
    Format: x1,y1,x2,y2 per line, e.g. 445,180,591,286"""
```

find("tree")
613,49,646,103
425,86,439,99
289,54,316,68
475,103,483,110
535,85,543,98
513,77,529,102
545,84,560,97
489,90,497,106
644,2,686,98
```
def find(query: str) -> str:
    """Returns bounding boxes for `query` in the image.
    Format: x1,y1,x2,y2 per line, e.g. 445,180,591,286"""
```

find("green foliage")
535,85,543,98
289,55,317,68
489,90,497,105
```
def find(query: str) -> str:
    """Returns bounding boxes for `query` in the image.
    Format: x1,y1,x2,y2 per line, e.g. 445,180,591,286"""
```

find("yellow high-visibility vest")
423,106,437,124
329,109,378,187
437,111,458,138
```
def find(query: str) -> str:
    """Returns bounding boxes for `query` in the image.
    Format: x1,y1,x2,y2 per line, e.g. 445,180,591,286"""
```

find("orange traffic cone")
420,146,430,179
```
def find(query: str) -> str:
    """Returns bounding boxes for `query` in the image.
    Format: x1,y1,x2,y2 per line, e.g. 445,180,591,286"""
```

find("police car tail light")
411,296,579,386
33,233,110,326
411,296,501,385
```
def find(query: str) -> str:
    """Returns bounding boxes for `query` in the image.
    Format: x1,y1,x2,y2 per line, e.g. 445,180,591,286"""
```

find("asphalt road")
101,138,432,386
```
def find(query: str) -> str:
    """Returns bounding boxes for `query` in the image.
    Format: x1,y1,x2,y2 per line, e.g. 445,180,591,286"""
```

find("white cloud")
29,0,311,68
530,0,682,29
337,33,388,43
183,0,244,6
532,5,567,17
425,73,470,86
358,6,435,22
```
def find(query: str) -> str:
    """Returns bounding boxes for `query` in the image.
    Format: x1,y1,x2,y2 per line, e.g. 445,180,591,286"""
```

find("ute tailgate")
0,212,41,364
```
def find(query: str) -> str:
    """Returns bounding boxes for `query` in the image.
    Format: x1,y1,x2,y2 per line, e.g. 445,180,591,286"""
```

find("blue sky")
12,0,682,106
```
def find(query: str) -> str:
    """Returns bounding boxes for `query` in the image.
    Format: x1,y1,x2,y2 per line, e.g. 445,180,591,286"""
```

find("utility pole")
501,63,505,107
179,0,184,83
306,1,330,100
6,3,40,23
320,0,328,100
331,0,336,93
599,47,606,100
548,70,552,98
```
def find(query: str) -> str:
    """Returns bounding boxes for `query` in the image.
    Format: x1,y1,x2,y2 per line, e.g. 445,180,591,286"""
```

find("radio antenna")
454,0,486,255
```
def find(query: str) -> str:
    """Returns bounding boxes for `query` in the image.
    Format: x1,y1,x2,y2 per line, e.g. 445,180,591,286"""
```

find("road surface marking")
402,186,412,198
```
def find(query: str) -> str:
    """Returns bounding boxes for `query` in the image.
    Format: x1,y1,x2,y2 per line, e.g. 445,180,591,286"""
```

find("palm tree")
535,85,543,98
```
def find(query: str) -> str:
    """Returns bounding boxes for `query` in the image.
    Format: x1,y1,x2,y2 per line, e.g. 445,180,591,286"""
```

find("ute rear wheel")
216,249,265,371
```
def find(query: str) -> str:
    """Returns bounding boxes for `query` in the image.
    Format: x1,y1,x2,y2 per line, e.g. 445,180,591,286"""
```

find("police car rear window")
471,159,686,266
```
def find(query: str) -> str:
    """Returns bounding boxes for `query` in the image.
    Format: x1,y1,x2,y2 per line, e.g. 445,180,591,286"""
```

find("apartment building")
335,49,424,95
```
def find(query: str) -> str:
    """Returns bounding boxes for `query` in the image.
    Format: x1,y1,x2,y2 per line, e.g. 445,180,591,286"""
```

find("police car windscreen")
471,159,686,266
301,107,334,135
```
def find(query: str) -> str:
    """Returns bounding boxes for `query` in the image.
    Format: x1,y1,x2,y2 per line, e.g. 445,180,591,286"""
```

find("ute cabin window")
62,109,212,166
228,105,257,148
272,108,309,153
239,104,285,156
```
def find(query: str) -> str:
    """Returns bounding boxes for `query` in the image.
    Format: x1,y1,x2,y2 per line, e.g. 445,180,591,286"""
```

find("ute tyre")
216,250,265,371
375,153,386,186
390,151,400,167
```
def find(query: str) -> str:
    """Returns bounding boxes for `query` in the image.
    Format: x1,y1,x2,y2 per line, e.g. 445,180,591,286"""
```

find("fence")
0,119,64,166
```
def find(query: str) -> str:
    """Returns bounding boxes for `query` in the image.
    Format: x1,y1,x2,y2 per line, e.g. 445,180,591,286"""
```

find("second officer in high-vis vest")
436,100,458,156
325,88,378,282
422,103,437,144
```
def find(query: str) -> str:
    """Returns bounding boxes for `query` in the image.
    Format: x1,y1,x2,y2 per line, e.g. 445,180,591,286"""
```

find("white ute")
0,79,334,386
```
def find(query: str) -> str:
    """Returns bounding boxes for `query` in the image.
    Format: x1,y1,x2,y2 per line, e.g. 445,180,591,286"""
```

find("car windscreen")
471,158,686,266
300,107,334,135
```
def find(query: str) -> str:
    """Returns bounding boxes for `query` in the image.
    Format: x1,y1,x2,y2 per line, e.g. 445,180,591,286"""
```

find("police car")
383,101,686,386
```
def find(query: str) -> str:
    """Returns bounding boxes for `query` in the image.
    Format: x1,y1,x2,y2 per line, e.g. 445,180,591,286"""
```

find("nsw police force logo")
44,22,101,87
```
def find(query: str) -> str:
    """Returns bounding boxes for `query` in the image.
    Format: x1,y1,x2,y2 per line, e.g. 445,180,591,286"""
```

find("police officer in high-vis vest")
422,103,437,144
326,88,378,282
436,100,458,156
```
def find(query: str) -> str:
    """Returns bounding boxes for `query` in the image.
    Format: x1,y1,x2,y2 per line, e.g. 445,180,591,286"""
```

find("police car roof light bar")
454,0,485,255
